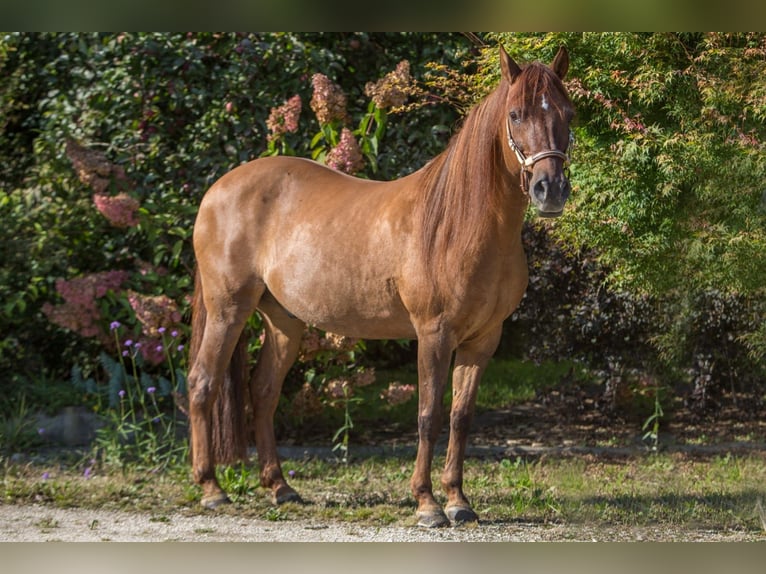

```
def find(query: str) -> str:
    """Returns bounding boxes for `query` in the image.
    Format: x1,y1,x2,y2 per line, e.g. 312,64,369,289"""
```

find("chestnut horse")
187,45,574,527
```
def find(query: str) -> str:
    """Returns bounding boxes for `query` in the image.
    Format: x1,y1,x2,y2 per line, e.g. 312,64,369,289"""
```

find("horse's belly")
264,271,416,340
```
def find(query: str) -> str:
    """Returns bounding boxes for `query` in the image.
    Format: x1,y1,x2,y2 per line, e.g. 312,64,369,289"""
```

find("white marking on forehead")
541,94,549,111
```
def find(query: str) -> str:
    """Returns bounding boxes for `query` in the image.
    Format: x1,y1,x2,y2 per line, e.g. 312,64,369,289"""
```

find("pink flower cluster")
322,368,377,405
42,270,130,344
380,382,416,406
266,94,302,141
65,138,128,196
365,60,413,109
324,378,351,402
125,290,183,365
326,128,365,175
310,73,349,125
65,138,140,228
92,192,140,228
299,328,360,362
127,290,182,338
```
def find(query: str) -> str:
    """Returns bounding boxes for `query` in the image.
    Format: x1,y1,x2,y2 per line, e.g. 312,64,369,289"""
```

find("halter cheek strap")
506,116,572,194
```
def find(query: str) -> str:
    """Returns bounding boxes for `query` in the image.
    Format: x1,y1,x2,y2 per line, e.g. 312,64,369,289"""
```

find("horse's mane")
417,81,508,284
420,62,564,276
416,62,569,294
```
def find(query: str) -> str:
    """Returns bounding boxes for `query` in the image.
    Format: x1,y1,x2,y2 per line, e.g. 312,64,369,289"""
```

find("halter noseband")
505,115,572,194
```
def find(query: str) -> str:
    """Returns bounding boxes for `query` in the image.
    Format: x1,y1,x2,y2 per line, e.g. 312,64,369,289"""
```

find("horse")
187,45,574,528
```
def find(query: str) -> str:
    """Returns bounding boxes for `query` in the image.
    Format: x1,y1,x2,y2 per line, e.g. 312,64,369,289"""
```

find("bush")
509,222,766,414
0,32,469,414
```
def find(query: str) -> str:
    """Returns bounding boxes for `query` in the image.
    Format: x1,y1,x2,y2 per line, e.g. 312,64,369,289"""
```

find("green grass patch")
3,451,765,534
476,358,580,410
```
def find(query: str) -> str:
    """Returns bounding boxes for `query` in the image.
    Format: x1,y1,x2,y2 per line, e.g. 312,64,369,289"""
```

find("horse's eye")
509,111,520,124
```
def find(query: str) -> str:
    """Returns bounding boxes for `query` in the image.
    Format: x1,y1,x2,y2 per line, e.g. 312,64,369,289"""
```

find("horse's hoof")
416,509,450,528
274,485,303,505
201,493,231,510
445,505,479,525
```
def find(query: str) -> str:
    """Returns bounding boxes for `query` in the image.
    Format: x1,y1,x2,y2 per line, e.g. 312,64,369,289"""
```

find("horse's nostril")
533,178,550,201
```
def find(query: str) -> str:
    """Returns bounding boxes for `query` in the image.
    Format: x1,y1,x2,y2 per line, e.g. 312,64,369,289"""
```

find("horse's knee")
418,413,442,442
449,407,472,437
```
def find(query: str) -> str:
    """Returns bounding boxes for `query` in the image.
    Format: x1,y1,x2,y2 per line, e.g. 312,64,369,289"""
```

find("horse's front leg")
411,331,453,528
441,328,502,524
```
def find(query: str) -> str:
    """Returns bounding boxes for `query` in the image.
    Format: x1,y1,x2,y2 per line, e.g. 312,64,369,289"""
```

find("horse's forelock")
515,62,570,118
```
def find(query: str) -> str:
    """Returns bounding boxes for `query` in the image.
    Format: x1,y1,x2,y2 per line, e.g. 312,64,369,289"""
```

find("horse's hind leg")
188,283,261,509
250,296,305,504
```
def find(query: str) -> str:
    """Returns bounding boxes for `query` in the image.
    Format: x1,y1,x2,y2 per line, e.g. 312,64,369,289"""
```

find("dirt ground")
2,502,764,541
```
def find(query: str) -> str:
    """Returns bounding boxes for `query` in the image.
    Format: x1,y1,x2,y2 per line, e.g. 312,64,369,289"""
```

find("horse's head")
500,45,574,218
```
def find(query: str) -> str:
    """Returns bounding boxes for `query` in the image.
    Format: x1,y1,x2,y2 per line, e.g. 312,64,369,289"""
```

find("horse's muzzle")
530,174,570,218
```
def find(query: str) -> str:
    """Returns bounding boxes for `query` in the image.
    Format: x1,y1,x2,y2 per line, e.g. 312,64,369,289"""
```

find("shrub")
0,33,468,403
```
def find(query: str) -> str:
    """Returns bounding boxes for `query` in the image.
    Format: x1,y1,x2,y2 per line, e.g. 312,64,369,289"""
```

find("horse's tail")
189,269,250,465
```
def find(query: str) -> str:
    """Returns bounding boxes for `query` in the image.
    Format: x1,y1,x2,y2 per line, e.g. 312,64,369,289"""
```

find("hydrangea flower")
266,94,302,141
93,192,140,228
380,382,416,406
310,73,349,125
326,128,365,175
364,60,413,109
41,271,129,343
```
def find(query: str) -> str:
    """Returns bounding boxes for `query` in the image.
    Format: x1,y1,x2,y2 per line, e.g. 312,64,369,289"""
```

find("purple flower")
42,472,50,480
155,345,163,353
118,389,126,399
84,466,93,479
147,386,156,394
134,342,142,349
171,330,179,338
122,350,129,357
288,470,296,478
110,321,121,331
177,344,184,352
158,327,166,334
124,339,133,347
37,428,45,435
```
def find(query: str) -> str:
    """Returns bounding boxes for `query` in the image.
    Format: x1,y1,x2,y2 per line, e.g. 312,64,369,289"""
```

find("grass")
2,356,765,537
2,450,766,535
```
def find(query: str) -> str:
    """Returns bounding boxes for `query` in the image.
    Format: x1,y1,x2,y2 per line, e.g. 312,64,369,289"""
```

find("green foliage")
484,33,766,298
90,325,188,471
0,395,43,456
478,33,766,402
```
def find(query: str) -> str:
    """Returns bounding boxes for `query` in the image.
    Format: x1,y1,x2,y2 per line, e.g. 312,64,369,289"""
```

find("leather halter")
505,115,572,194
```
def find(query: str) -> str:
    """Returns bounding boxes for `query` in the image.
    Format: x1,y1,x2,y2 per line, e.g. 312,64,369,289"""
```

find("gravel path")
1,503,763,542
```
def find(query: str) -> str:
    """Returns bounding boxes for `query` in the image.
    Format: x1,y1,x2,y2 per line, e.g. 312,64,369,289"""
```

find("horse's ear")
551,46,569,80
499,45,521,84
